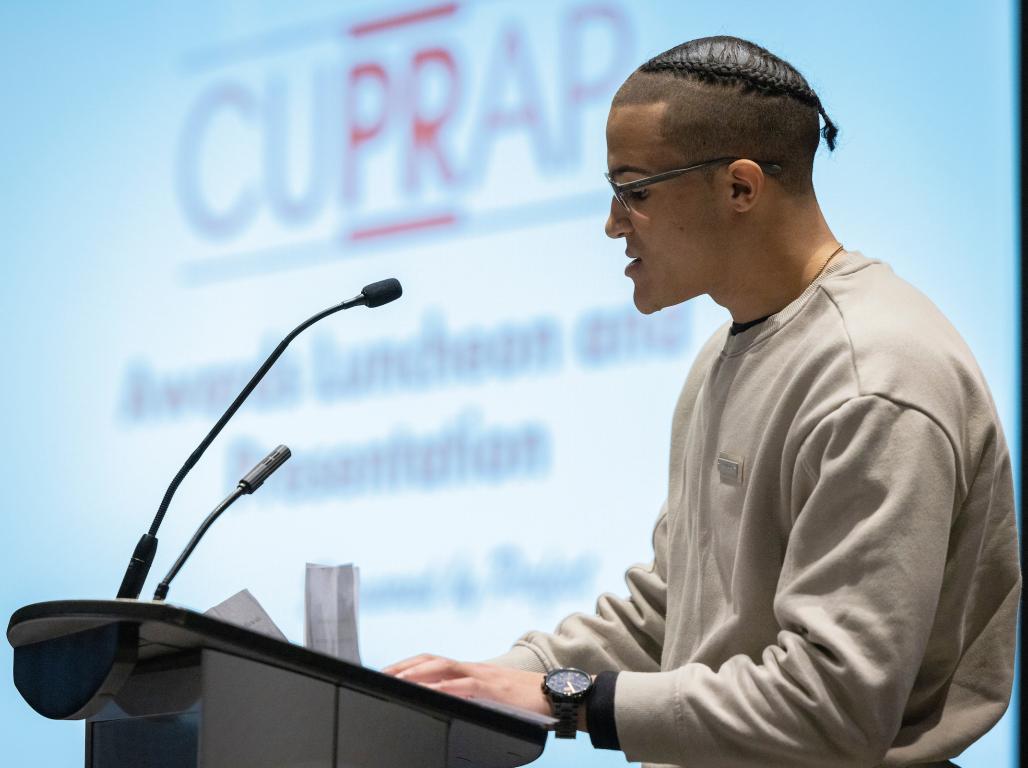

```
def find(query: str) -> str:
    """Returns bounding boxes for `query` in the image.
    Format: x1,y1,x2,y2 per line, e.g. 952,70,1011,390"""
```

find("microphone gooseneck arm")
152,486,245,602
152,444,292,602
115,278,403,600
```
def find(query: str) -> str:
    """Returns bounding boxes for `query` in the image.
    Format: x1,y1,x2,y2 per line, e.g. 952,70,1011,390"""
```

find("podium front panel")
202,649,337,768
91,712,200,768
337,687,447,768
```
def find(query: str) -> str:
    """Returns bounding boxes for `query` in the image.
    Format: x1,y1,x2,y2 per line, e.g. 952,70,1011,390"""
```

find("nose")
605,197,632,239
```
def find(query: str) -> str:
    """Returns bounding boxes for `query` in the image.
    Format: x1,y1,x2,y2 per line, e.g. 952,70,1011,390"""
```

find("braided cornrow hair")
640,37,838,151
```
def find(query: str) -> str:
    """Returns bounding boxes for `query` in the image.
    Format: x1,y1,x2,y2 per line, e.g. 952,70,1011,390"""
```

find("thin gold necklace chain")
735,244,846,329
811,243,845,286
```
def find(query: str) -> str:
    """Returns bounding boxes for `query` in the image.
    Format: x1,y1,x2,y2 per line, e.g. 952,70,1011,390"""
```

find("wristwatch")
541,668,593,738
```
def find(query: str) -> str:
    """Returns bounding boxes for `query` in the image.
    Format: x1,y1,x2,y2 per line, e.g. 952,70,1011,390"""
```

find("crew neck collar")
720,250,874,357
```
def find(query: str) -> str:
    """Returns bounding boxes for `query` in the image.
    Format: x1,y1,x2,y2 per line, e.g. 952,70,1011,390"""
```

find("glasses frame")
605,156,783,212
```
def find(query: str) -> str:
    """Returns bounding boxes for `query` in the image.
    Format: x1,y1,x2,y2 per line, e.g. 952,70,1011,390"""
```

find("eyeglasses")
605,157,783,212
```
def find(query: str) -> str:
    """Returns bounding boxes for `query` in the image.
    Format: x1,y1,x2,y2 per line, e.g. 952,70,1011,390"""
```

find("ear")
726,160,765,213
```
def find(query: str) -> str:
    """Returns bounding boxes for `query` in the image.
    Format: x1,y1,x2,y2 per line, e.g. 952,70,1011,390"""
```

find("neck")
712,197,839,324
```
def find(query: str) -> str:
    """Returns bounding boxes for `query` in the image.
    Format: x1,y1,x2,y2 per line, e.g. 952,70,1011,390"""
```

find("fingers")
383,653,481,698
382,653,438,676
397,657,473,684
383,654,474,685
385,660,552,717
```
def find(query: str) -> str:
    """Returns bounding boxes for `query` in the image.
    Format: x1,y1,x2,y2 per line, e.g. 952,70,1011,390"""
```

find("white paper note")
305,563,361,664
205,589,289,642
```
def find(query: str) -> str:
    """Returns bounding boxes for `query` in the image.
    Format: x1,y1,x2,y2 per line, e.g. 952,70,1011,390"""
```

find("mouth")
625,254,642,275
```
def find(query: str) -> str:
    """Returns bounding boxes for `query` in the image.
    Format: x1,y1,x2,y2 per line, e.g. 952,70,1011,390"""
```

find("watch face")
545,669,591,696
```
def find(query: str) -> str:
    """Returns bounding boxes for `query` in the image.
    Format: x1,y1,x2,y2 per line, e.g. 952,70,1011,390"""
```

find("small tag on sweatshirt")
716,452,743,484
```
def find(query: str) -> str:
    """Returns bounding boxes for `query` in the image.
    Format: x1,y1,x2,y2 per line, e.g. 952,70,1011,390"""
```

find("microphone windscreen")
361,278,403,308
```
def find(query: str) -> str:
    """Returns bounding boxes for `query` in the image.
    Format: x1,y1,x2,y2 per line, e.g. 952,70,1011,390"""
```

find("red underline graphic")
348,2,459,37
349,213,458,241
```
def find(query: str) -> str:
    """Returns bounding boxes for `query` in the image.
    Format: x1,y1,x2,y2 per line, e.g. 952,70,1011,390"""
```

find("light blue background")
0,2,1017,766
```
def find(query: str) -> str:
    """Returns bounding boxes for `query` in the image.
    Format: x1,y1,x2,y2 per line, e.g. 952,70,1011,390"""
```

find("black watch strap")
553,699,578,738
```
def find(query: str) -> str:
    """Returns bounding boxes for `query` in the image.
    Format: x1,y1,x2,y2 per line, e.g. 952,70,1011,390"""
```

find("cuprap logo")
175,1,635,281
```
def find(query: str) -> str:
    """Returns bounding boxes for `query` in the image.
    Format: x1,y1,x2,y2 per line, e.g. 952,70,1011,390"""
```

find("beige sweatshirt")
492,252,1020,767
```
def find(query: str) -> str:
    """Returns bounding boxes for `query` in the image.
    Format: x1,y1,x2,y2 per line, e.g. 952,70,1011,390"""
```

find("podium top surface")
8,599,550,746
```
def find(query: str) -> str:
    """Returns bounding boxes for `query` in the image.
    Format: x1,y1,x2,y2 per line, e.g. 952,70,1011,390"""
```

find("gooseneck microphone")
152,445,292,601
115,278,403,600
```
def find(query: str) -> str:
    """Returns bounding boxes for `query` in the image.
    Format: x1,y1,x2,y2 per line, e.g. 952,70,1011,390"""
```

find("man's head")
605,36,838,314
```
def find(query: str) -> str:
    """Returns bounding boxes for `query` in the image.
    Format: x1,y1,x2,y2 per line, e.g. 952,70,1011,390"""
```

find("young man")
385,36,1020,768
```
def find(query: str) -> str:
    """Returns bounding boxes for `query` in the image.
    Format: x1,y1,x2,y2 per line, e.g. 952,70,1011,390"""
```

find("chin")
632,297,660,315
632,285,694,315
631,288,663,315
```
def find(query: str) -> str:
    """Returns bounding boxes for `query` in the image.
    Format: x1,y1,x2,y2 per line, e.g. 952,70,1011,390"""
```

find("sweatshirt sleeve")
614,396,959,767
488,504,669,675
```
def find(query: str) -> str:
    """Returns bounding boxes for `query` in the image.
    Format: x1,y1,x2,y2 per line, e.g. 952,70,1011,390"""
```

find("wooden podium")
8,600,548,767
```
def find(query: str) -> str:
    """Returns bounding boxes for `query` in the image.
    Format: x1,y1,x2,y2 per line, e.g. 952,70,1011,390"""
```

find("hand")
383,654,553,719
